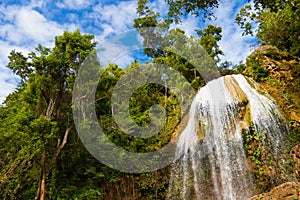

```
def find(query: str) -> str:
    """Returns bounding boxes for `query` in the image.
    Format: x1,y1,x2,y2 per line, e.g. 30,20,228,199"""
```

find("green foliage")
135,0,219,25
236,0,300,58
252,0,294,12
242,124,273,193
235,4,258,36
1,30,98,199
134,0,223,68
286,121,300,151
134,0,169,58
250,61,269,81
218,61,246,75
7,50,32,82
0,100,41,199
166,0,219,23
196,24,223,63
244,53,269,81
96,63,181,153
1,0,299,198
258,2,300,57
242,119,297,194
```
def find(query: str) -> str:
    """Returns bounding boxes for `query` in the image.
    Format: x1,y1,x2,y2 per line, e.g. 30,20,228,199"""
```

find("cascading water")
168,74,287,200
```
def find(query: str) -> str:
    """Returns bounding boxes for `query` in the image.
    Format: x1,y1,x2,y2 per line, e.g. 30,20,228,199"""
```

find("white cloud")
0,0,257,104
148,0,169,16
0,40,30,104
89,1,140,68
0,0,140,103
99,42,132,66
0,6,74,46
92,1,138,39
211,0,257,64
168,0,256,65
56,0,94,10
2,0,80,42
0,41,31,65
0,66,18,104
98,30,144,68
171,15,199,36
16,9,65,44
0,3,77,104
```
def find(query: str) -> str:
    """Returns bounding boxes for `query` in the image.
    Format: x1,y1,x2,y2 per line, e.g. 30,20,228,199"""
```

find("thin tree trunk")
35,146,47,200
40,157,46,200
35,126,72,200
132,175,135,200
47,126,72,172
35,175,41,200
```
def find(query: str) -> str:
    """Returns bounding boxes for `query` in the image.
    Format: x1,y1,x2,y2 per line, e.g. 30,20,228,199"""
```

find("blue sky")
0,0,256,103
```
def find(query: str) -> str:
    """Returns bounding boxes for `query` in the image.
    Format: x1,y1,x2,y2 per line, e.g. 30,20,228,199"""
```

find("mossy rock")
248,182,300,200
243,45,300,122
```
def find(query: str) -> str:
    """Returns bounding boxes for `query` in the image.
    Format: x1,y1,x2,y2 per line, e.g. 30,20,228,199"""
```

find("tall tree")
3,30,97,200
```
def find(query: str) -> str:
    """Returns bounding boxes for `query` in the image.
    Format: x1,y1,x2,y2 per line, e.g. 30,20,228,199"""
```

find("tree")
166,0,219,23
251,0,291,12
257,1,300,57
236,0,300,57
196,24,223,63
134,0,170,58
134,0,223,59
7,50,32,82
135,0,220,25
32,30,96,200
1,30,97,200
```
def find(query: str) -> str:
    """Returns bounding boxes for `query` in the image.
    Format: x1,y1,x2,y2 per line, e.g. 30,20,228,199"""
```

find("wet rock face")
248,182,300,200
291,144,300,181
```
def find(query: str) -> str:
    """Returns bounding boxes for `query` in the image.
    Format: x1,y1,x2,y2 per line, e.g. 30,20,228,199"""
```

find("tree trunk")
35,147,47,200
35,126,71,200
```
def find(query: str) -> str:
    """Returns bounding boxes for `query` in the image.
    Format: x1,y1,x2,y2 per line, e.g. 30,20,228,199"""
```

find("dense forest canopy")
0,0,299,199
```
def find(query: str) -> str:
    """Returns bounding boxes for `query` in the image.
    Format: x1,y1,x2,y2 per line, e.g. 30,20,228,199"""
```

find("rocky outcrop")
249,182,300,200
243,45,300,124
245,45,296,81
244,46,300,199
291,144,300,181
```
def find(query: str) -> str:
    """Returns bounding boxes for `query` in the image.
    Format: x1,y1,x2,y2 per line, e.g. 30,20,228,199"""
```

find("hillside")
243,45,300,199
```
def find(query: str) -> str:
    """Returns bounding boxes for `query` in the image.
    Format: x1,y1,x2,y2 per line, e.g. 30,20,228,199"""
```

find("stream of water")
168,74,287,200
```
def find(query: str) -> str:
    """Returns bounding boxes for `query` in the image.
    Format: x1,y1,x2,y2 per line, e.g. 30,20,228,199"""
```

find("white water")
168,74,287,200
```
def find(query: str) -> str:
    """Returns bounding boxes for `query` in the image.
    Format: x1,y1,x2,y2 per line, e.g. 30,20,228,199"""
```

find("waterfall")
168,74,287,200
